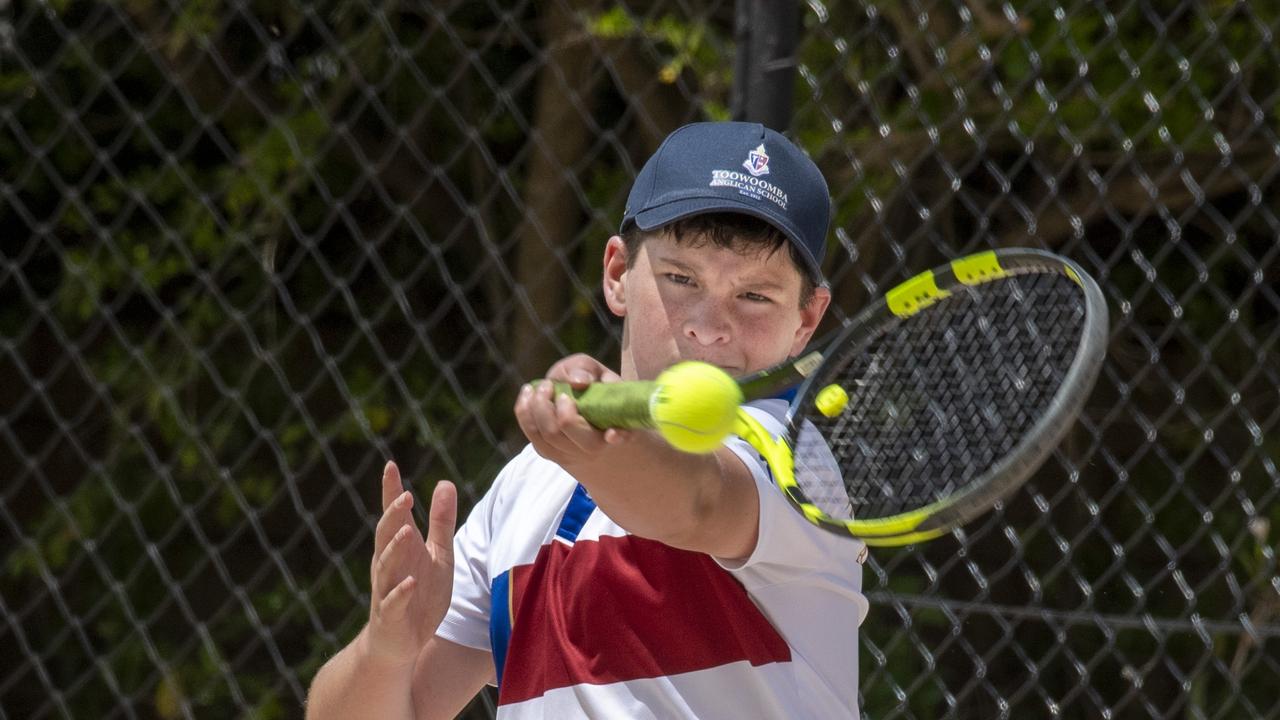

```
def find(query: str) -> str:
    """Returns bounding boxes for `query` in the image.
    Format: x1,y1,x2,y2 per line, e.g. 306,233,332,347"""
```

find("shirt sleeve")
716,400,870,625
435,465,505,652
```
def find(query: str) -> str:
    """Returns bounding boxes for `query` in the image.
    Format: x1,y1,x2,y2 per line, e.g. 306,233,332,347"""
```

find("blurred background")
2,1,1278,718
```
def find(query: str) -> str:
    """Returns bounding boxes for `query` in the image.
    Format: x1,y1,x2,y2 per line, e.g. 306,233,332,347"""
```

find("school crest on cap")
743,144,770,177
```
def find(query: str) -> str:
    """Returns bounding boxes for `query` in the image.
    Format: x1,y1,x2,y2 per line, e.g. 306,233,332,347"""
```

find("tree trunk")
508,2,600,385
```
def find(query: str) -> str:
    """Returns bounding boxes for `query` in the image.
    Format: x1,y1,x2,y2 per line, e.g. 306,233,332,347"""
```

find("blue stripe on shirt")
555,483,596,543
489,570,512,688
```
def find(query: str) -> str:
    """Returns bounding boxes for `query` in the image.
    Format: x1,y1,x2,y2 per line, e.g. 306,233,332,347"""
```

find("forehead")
645,231,801,276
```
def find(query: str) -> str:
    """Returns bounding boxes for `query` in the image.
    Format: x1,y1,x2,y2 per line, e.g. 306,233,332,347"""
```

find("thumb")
426,481,457,555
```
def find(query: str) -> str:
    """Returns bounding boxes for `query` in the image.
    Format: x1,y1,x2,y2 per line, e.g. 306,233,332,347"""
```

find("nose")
683,297,732,346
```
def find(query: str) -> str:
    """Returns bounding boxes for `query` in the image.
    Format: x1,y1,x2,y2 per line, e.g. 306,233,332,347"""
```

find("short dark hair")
620,213,818,307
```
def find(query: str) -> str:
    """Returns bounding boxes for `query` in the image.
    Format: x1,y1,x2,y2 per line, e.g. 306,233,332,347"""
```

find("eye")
664,273,694,286
742,291,774,304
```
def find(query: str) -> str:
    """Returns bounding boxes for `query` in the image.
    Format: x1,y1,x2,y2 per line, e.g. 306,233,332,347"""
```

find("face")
603,232,830,381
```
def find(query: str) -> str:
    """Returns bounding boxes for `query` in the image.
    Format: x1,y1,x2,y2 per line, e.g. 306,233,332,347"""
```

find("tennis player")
307,121,869,719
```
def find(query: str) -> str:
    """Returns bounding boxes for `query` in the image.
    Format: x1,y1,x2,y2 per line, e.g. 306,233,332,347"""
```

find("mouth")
687,360,739,375
670,350,740,376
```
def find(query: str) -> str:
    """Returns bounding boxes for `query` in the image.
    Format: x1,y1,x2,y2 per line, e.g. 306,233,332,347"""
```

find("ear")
790,285,831,356
602,235,628,318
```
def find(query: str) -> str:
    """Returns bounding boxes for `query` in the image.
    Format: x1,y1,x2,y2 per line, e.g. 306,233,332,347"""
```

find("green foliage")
0,1,544,715
587,7,732,119
3,1,1278,718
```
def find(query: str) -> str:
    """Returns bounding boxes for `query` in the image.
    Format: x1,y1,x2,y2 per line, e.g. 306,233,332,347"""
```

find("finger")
544,355,573,381
546,353,591,384
518,381,573,456
553,391,608,455
374,524,410,598
603,428,633,445
566,370,595,388
375,522,423,599
426,481,457,557
381,461,403,512
377,575,416,623
374,490,414,556
514,383,549,450
528,381,579,456
599,368,623,384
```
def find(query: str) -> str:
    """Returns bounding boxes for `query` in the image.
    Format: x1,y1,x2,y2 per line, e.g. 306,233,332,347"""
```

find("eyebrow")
654,253,789,292
743,279,787,292
653,254,699,274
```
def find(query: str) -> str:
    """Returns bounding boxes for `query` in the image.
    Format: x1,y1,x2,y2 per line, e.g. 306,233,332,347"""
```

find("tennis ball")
651,361,742,454
814,383,849,418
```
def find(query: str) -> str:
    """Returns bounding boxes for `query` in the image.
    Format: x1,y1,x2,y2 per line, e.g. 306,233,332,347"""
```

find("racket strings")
793,271,1086,521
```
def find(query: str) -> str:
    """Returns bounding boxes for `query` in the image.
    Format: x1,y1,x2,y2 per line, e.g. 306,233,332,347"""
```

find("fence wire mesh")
1,0,1277,718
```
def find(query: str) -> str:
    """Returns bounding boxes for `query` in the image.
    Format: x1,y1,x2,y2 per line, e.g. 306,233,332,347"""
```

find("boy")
307,121,868,719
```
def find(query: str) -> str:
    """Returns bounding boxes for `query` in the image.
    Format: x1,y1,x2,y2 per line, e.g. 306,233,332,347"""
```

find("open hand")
365,461,456,668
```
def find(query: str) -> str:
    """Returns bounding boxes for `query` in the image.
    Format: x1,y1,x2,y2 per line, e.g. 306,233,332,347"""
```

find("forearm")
516,379,760,558
306,626,416,720
564,431,756,555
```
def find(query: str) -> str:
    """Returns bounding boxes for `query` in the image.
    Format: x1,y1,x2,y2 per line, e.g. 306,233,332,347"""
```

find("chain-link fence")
2,1,1278,718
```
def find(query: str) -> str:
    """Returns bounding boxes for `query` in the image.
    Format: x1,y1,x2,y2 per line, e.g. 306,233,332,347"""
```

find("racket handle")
549,381,658,429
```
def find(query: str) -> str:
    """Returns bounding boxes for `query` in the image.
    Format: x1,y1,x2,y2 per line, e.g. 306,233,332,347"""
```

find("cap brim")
629,196,824,281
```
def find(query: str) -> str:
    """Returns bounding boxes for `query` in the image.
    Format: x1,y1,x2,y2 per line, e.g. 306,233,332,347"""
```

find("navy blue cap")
621,121,831,280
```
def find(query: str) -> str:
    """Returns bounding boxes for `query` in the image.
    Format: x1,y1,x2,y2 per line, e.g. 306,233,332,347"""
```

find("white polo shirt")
436,401,869,719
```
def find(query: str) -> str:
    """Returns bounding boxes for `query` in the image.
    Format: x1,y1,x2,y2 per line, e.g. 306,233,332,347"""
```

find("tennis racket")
557,248,1108,546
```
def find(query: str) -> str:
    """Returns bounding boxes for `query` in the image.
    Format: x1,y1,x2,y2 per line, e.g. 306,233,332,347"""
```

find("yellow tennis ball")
651,361,742,454
814,383,849,418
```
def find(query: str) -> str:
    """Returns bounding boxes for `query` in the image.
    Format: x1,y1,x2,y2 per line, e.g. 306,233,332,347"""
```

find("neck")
618,325,639,381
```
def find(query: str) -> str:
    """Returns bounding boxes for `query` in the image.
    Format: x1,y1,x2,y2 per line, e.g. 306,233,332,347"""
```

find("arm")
306,626,415,719
516,357,759,560
307,463,489,719
411,637,495,720
308,633,492,720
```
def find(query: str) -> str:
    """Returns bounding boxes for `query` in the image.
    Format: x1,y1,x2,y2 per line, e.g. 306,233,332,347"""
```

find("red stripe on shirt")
498,534,791,706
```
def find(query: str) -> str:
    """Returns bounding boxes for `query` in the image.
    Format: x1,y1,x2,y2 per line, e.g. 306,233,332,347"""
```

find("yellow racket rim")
733,410,952,547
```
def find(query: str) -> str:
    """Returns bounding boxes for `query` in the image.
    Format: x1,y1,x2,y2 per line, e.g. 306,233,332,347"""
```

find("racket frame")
760,248,1109,546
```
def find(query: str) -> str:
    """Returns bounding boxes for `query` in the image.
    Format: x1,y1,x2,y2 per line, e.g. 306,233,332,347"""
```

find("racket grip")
549,380,658,430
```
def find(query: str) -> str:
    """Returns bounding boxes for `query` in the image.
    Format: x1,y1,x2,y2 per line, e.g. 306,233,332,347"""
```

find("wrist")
355,624,420,676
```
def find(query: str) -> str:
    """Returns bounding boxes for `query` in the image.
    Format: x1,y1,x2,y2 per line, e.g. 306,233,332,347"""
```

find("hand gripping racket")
555,248,1108,546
